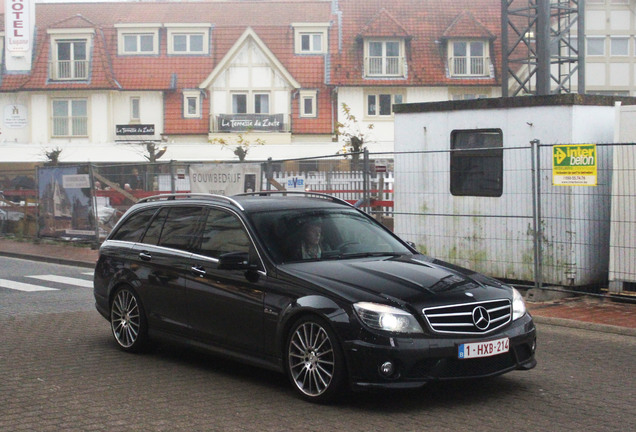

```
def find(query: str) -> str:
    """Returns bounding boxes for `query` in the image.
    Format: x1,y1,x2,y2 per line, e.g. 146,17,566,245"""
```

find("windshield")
247,208,411,264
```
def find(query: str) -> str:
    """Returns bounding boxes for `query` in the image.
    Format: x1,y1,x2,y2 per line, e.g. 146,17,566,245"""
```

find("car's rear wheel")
110,286,148,353
286,316,346,403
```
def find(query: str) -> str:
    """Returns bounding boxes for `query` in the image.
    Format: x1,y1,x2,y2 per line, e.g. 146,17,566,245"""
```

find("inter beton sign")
5,0,31,53
552,144,597,186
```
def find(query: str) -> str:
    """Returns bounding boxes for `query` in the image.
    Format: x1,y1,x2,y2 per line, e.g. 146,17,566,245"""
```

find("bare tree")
210,131,265,162
335,103,374,169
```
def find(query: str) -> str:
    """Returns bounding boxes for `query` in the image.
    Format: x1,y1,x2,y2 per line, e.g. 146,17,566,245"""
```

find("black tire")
286,316,346,403
110,286,149,353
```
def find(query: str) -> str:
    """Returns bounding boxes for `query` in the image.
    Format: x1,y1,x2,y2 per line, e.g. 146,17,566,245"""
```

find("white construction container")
393,95,634,287
609,104,636,293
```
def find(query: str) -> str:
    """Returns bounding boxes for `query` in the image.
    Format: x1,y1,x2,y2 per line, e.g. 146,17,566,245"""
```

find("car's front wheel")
110,286,148,353
286,316,346,403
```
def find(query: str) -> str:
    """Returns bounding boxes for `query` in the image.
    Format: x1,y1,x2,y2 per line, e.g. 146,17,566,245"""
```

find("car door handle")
191,266,206,277
138,251,152,261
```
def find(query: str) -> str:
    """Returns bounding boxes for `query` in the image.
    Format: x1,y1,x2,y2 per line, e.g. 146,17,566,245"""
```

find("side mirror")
217,252,251,270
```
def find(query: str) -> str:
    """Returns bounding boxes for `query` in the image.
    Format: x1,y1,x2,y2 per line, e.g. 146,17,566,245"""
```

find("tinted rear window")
111,208,157,242
140,207,168,245
157,207,204,251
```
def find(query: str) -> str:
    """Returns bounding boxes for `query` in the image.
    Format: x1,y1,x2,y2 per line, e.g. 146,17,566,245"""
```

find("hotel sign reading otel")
5,0,31,53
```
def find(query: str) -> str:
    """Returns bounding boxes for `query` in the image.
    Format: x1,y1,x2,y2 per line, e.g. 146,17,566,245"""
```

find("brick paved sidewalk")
0,237,98,267
0,236,634,335
528,296,636,332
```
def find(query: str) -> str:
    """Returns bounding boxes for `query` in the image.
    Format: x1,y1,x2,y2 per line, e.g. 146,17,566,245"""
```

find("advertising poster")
38,166,95,239
189,163,261,196
552,144,597,186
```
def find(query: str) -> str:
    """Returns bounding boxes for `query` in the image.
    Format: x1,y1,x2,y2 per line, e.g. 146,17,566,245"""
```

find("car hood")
280,255,512,308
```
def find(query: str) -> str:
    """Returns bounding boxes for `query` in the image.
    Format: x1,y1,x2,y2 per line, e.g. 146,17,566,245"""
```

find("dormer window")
54,40,87,80
124,34,154,54
48,30,93,81
116,24,160,55
364,39,405,77
449,40,490,77
166,24,210,55
292,23,329,55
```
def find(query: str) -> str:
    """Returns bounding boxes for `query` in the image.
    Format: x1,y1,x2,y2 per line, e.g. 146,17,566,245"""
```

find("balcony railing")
450,56,489,77
365,56,404,77
52,117,88,137
50,60,89,80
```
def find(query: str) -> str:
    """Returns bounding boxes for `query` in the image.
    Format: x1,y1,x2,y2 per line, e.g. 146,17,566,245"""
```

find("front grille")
423,299,511,335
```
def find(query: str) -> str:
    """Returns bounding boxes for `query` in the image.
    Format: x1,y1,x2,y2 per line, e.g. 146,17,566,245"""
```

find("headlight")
512,288,527,320
354,302,423,334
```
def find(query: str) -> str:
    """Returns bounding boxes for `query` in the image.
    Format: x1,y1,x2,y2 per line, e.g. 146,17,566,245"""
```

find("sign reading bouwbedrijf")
116,124,156,135
217,114,284,132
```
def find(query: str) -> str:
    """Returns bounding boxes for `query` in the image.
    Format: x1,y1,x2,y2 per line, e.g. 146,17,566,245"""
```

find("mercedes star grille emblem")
472,306,491,330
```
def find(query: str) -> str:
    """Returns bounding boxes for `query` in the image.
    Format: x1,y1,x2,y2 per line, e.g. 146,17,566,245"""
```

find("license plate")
458,337,509,359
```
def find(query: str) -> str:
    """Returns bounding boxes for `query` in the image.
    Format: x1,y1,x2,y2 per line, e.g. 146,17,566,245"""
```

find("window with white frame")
610,37,629,56
587,37,605,56
52,99,88,137
116,25,159,55
301,33,323,53
167,25,209,55
365,39,405,77
254,93,270,114
130,97,140,122
366,92,403,117
449,40,489,77
51,39,89,80
232,93,248,114
231,92,272,114
183,91,201,118
300,90,317,117
293,23,328,54
173,33,204,53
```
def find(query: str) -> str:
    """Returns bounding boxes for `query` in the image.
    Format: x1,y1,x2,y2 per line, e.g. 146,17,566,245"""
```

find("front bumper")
344,313,536,390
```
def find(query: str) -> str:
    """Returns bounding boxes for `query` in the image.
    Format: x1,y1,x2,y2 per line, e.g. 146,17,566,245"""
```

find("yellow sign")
552,144,597,186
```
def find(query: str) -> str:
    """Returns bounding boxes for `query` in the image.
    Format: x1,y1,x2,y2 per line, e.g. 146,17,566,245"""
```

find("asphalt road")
0,256,634,431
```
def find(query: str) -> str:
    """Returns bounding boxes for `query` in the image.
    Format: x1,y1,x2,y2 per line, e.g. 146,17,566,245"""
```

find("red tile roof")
358,8,410,39
442,11,496,39
330,0,501,87
0,0,502,134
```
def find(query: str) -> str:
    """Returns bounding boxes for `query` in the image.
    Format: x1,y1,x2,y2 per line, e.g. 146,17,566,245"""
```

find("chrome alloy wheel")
111,289,141,349
288,321,336,397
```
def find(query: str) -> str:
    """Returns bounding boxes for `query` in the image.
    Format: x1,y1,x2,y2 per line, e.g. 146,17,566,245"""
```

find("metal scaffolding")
502,0,585,96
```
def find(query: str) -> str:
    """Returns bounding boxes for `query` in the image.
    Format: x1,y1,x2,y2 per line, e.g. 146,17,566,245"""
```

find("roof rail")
235,191,353,207
137,193,244,211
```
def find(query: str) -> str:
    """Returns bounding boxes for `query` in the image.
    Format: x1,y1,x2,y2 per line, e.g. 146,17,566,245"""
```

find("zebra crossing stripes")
27,275,93,288
0,274,93,292
0,279,59,292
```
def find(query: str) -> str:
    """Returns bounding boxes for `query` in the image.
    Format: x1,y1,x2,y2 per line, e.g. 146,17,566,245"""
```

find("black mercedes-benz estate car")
94,192,536,402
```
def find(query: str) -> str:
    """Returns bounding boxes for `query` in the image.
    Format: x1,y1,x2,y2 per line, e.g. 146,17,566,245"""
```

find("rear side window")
111,208,157,242
140,208,168,245
157,207,204,251
197,209,250,258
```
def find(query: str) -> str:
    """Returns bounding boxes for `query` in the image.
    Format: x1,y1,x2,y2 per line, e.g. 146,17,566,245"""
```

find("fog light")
532,339,537,353
380,361,395,377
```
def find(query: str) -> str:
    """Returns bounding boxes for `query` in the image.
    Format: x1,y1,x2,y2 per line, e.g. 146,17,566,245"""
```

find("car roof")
135,192,354,213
